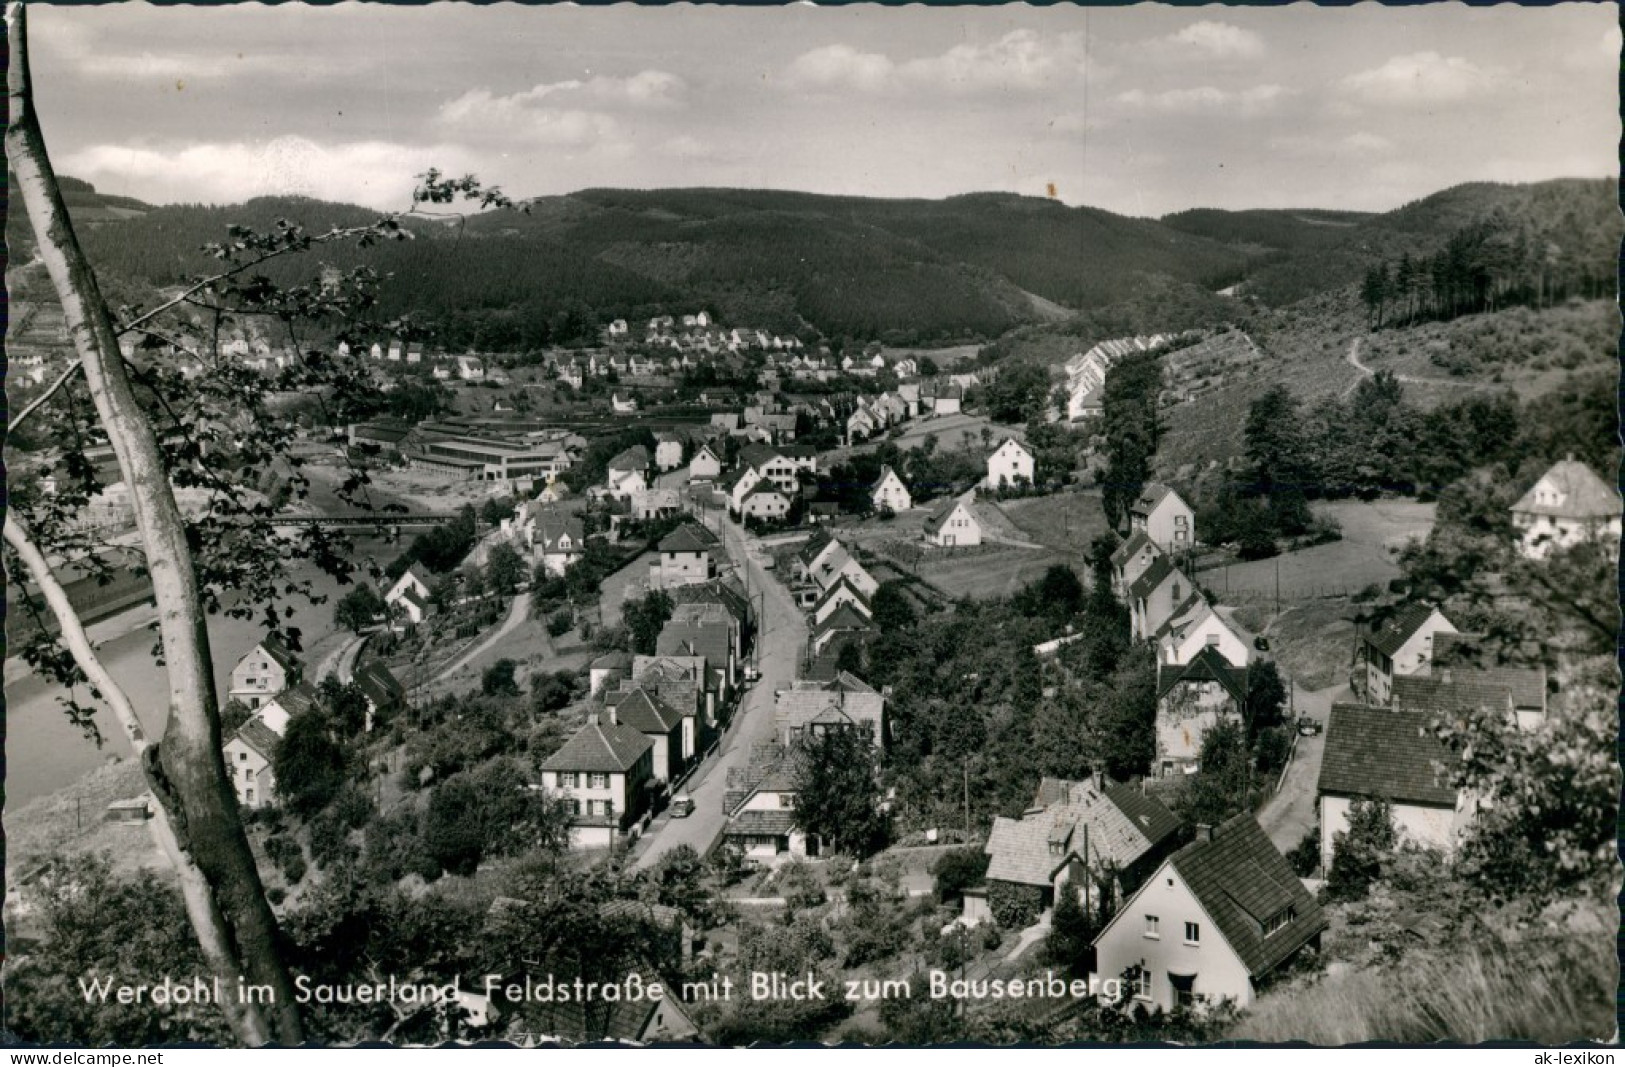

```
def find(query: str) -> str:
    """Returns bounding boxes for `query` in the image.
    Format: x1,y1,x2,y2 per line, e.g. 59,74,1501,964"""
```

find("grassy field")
6,757,169,884
917,546,1060,601
1233,909,1615,1044
1198,498,1435,602
1252,597,1360,691
842,412,1026,461
996,490,1110,558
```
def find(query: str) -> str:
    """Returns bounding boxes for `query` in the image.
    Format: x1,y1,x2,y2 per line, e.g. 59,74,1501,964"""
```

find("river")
5,467,418,809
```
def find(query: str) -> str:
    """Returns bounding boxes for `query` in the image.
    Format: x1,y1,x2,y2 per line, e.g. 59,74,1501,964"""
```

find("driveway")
429,593,530,685
1256,681,1349,854
631,512,808,870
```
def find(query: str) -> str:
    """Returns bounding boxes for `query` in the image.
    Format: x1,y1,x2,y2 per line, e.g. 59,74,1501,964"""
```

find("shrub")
1287,825,1321,878
547,609,574,637
986,881,1044,929
931,847,990,903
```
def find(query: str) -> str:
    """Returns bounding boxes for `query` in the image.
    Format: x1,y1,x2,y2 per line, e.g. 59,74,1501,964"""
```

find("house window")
559,772,577,788
246,789,255,804
604,800,615,820
1205,634,1220,647
1263,906,1297,937
1175,515,1188,527
1144,915,1160,939
569,799,582,816
1170,972,1198,1009
1184,922,1200,944
1128,965,1151,1001
590,773,609,789
239,752,248,762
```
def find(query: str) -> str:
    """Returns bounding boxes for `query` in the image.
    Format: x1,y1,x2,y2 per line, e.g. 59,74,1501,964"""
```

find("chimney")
1091,768,1104,793
1438,667,1452,684
1194,824,1213,844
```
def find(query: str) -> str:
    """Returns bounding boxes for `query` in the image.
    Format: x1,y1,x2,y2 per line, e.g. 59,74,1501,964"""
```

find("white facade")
984,438,1035,490
1093,864,1254,1013
1319,794,1468,874
871,468,913,513
924,501,983,547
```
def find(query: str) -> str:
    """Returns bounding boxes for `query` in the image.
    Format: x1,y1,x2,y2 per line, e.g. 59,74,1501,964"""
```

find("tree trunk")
6,3,302,1045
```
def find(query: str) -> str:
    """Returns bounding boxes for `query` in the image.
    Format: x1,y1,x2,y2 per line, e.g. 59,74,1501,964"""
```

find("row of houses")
221,636,405,809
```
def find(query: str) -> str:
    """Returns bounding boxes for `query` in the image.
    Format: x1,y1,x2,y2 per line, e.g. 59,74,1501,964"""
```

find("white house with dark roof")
723,743,813,862
981,774,1182,921
540,717,655,850
1509,456,1621,560
653,433,685,473
651,522,720,590
228,636,303,710
812,574,873,627
1156,596,1251,669
589,651,633,696
223,717,283,809
1318,703,1470,872
1129,484,1196,552
657,601,740,687
772,673,884,747
1355,603,1457,704
1110,529,1163,602
1154,647,1249,778
1092,814,1326,1013
607,686,687,783
687,442,725,482
605,446,651,500
984,438,1035,491
1128,558,1194,642
870,466,913,513
922,498,982,547
528,509,586,577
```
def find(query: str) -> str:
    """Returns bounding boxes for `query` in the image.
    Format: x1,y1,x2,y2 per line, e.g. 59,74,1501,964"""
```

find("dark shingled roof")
613,687,686,735
658,523,719,554
1130,483,1177,517
1105,781,1183,849
1127,556,1176,601
1510,458,1621,520
253,634,302,673
234,717,283,760
607,444,650,472
1363,603,1451,659
1157,645,1248,703
814,603,873,640
541,718,653,774
1167,814,1327,979
1110,528,1154,568
1431,634,1548,711
923,497,976,536
1391,675,1512,718
798,529,835,566
354,661,405,709
1318,703,1457,807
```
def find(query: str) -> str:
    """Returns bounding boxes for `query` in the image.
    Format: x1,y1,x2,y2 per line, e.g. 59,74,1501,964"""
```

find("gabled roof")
591,651,632,670
264,682,319,718
668,579,751,627
658,523,719,554
815,603,874,639
1390,674,1513,718
1318,703,1457,807
1127,556,1180,601
535,513,585,551
248,634,302,673
739,443,784,469
725,743,800,815
1104,781,1184,847
1511,458,1620,520
923,497,976,536
1363,603,1451,659
798,530,835,566
613,687,686,735
987,776,1178,888
1431,635,1549,711
540,718,653,774
872,466,907,491
742,479,789,502
1130,483,1185,517
814,575,873,613
1157,645,1248,704
232,716,284,760
1154,592,1213,641
1109,529,1156,569
607,445,651,472
824,670,876,694
1166,814,1326,979
354,661,405,708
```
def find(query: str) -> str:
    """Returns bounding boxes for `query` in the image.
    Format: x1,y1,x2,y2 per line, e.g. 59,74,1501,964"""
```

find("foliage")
388,506,479,578
870,581,917,632
622,589,675,656
1287,824,1321,878
1091,647,1159,781
930,847,991,904
530,670,576,715
1173,718,1257,830
480,658,520,697
5,855,234,1046
1243,659,1288,737
985,880,1044,928
274,707,352,819
483,542,525,596
790,728,889,857
334,583,385,633
1099,347,1165,531
1044,886,1107,979
1326,796,1396,902
545,608,574,638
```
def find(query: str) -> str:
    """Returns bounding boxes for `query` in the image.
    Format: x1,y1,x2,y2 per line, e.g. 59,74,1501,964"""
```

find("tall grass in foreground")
1233,928,1616,1044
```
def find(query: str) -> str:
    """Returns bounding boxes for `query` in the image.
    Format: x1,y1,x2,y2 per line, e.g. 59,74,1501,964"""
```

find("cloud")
1159,21,1266,60
59,137,482,210
436,91,624,148
1273,130,1396,157
1116,83,1289,115
1341,52,1497,106
783,30,1100,95
498,71,689,109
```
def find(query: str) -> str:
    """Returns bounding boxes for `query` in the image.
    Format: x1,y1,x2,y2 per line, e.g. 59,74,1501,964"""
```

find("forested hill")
1159,177,1616,308
6,174,152,258
55,184,1250,348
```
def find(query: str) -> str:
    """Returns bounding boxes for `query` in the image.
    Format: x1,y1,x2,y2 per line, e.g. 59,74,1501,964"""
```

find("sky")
26,2,1621,219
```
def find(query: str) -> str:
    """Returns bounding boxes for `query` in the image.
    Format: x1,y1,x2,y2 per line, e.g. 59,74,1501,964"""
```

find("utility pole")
1274,556,1280,616
963,759,971,835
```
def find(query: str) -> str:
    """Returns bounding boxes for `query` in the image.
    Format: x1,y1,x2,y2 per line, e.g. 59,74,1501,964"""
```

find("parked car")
1254,635,1271,652
743,665,760,684
670,794,695,818
1296,716,1321,736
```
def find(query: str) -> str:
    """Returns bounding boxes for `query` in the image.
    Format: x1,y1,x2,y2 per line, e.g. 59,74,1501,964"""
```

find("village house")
1128,558,1194,642
630,487,681,522
606,445,651,500
734,478,793,524
254,683,318,735
611,394,639,416
1154,647,1249,777
1318,704,1469,872
606,686,687,784
528,509,586,578
1092,815,1326,1013
984,438,1035,491
687,442,725,482
1431,633,1550,729
772,673,885,747
980,774,1182,922
871,466,913,513
353,661,407,731
812,574,873,627
588,651,633,696
724,743,817,862
922,381,964,416
654,433,685,473
1353,603,1458,705
811,603,874,657
456,355,485,381
806,542,879,598
1508,455,1621,560
739,444,802,496
228,636,303,710
922,498,983,548
1111,530,1165,602
384,564,433,616
223,716,283,809
845,407,877,445
651,522,720,590
1156,596,1252,669
657,602,740,687
540,718,655,850
1129,484,1197,552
